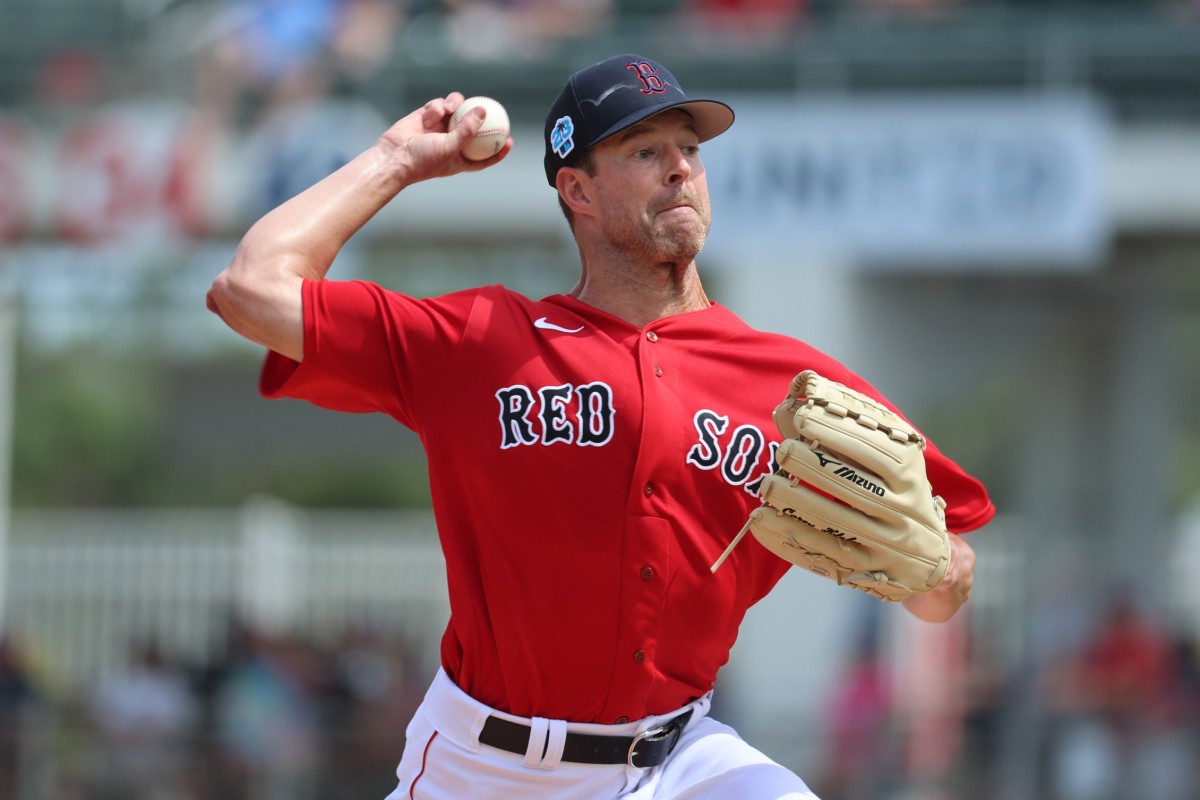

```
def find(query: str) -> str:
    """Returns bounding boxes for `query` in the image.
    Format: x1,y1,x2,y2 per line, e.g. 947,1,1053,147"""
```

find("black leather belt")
478,709,693,769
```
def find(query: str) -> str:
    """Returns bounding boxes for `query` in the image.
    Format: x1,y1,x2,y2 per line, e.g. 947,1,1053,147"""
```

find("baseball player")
207,54,994,799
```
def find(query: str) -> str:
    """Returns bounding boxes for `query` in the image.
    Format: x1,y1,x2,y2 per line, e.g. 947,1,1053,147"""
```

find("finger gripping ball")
450,96,510,161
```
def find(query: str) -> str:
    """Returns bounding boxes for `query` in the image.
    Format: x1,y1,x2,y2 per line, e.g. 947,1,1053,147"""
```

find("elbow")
206,269,243,325
206,272,230,318
206,266,260,337
203,260,304,360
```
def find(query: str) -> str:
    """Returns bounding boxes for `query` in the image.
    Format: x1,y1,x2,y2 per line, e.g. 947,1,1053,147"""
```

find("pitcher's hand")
380,93,513,185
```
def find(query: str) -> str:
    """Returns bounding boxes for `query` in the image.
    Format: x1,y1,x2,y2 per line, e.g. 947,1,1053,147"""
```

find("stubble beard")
603,196,712,268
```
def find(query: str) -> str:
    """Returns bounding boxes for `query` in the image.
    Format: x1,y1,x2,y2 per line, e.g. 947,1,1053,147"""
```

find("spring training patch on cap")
551,115,575,159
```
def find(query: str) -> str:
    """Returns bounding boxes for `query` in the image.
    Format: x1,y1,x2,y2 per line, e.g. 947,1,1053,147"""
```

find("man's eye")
633,148,653,160
682,145,699,156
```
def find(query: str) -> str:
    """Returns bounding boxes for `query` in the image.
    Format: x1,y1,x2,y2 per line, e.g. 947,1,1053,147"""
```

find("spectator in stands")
0,635,41,796
675,0,809,48
1044,591,1194,800
322,625,431,796
814,639,895,800
88,638,198,800
192,0,407,129
440,0,614,62
949,637,1013,800
213,628,322,799
1075,593,1177,729
331,0,410,82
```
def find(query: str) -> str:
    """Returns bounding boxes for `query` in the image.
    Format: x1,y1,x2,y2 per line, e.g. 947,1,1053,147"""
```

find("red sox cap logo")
625,61,669,95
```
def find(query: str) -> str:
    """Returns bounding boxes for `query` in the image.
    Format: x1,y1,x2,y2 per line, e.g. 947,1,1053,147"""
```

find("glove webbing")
807,396,925,448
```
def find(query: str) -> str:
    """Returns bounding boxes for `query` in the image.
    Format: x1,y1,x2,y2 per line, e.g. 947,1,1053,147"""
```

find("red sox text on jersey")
497,382,778,498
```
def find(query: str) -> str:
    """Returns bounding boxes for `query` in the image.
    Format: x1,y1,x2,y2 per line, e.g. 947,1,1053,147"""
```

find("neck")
570,255,711,328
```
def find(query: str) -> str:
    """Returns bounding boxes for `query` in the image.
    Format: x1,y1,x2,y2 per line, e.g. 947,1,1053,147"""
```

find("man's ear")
556,167,593,219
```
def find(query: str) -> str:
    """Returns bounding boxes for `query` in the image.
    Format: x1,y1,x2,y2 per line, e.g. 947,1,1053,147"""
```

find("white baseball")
450,96,510,161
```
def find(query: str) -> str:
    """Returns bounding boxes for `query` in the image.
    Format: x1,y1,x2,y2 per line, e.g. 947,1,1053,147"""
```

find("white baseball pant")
385,668,819,800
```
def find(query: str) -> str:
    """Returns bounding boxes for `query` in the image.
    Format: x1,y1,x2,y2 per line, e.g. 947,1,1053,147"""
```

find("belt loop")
540,719,567,769
468,707,491,754
522,717,550,768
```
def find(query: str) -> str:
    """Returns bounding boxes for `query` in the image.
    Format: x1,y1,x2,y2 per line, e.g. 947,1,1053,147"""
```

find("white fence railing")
4,499,448,694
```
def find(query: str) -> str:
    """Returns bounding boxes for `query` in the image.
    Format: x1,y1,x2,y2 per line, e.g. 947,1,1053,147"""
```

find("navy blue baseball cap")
543,54,735,187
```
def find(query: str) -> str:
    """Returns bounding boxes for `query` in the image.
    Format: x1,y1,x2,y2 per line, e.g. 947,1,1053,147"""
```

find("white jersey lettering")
686,408,775,496
496,382,616,448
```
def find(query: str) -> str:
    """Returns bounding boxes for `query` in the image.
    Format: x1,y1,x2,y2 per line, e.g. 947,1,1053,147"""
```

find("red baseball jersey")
261,280,994,723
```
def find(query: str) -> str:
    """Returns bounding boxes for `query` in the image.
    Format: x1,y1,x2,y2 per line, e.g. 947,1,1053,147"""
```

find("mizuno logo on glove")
831,465,886,497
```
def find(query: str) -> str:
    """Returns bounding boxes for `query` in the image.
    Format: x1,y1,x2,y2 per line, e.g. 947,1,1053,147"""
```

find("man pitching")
207,53,993,799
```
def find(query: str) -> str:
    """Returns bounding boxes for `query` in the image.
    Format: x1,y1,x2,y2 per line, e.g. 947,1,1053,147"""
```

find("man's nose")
665,146,692,184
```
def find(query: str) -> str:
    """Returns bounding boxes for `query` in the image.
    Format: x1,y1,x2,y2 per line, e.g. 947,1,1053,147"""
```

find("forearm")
230,142,405,284
902,533,976,623
902,580,967,623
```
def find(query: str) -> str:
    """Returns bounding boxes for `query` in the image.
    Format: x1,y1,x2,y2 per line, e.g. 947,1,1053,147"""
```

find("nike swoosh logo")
533,317,585,334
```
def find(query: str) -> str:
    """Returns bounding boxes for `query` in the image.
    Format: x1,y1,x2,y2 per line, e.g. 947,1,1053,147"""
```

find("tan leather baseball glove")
712,370,951,602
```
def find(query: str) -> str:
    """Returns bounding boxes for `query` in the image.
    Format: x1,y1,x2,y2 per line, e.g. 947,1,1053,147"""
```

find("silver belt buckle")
626,724,669,769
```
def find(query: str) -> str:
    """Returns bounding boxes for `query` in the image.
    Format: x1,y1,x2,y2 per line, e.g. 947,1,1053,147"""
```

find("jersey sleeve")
918,442,994,533
831,368,995,534
259,279,480,432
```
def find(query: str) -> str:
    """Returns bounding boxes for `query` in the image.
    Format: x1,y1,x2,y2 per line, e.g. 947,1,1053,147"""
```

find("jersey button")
615,716,629,724
633,649,647,663
640,566,654,581
643,483,654,496
654,365,664,377
646,331,659,343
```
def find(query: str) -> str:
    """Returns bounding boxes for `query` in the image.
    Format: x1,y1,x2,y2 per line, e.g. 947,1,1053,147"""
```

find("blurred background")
1,0,1200,798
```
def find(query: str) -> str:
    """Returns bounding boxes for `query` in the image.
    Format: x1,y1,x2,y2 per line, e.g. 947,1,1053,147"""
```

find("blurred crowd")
26,0,1200,123
807,594,1200,800
185,0,1200,107
183,0,834,129
0,593,1196,799
1036,595,1200,800
0,621,429,800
